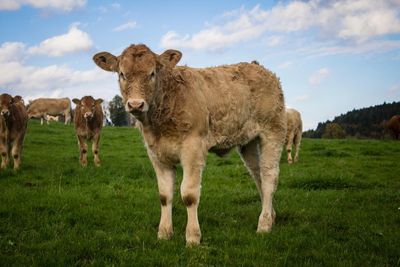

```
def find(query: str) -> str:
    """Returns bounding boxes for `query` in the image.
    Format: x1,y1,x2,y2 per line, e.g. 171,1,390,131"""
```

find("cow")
72,96,104,167
285,108,303,164
27,98,72,125
387,115,400,140
0,94,28,170
93,44,286,245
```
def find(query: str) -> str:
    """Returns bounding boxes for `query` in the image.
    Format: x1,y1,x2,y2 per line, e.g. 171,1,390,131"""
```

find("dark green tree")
109,95,128,126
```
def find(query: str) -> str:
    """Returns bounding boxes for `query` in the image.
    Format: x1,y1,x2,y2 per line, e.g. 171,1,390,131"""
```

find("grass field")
0,120,399,266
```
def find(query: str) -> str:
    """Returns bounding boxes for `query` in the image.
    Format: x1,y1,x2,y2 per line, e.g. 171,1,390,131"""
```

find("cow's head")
0,94,22,118
73,96,103,121
93,44,182,118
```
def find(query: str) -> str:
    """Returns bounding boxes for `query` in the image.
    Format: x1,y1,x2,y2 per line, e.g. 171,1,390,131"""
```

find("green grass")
0,120,399,266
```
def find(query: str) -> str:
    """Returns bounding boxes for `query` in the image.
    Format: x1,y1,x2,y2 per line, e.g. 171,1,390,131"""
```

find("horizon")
1,0,400,130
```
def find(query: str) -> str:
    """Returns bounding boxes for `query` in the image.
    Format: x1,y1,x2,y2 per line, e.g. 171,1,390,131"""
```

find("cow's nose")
84,112,93,118
126,99,146,113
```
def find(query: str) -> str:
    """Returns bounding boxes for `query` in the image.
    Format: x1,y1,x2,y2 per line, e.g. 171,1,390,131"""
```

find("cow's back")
175,63,285,149
28,98,71,116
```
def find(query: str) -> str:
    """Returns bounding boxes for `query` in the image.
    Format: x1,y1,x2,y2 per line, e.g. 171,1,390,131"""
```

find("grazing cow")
93,44,286,245
27,98,72,125
72,96,104,167
285,108,303,164
387,115,400,140
0,94,28,170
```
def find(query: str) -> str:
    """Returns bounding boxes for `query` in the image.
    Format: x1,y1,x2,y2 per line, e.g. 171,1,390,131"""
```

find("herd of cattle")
1,43,399,246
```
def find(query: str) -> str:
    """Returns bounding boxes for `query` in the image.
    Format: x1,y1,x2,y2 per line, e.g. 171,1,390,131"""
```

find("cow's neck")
143,69,184,137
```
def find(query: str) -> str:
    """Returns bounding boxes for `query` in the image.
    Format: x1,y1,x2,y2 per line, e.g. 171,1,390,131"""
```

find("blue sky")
1,0,400,130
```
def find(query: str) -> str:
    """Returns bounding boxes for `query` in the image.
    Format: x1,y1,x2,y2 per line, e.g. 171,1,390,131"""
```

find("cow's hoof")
185,230,201,246
186,238,200,247
157,229,173,240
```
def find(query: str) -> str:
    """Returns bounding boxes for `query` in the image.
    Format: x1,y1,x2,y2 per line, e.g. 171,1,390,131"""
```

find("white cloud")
28,24,93,57
113,21,137,32
0,60,117,101
0,0,86,11
309,68,330,85
0,42,26,62
160,1,400,52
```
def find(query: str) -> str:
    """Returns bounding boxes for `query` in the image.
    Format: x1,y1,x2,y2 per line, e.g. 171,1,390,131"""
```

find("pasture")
0,120,399,266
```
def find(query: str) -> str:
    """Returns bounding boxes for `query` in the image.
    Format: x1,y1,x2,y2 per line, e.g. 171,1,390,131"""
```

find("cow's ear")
159,49,182,68
95,98,103,105
72,98,81,105
13,95,22,103
93,52,119,72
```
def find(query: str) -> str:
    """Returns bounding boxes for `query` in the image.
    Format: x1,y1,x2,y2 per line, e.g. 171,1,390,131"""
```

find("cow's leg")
238,138,262,198
148,154,176,240
180,137,206,246
286,132,294,164
65,111,71,125
257,131,283,233
293,132,302,163
0,140,9,169
77,135,88,167
40,117,44,125
92,133,101,167
11,135,24,170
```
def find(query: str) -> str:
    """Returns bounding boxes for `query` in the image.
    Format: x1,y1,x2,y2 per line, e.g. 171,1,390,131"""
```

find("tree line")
303,101,400,139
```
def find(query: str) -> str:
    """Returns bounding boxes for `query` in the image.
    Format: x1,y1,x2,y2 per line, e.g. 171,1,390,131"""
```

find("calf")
72,96,104,167
285,108,303,164
93,44,286,245
0,94,28,170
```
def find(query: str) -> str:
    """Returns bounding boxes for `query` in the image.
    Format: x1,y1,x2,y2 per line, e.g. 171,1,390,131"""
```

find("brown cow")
93,44,286,245
72,96,103,167
27,98,72,125
0,94,28,170
387,115,400,139
285,108,303,164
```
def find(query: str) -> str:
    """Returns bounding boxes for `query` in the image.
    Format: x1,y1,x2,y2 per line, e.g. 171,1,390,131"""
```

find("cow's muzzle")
84,112,93,120
0,110,10,117
126,99,148,114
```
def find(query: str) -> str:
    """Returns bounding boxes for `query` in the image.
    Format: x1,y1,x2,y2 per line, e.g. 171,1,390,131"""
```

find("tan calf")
0,94,28,170
285,108,303,164
93,44,286,245
72,96,104,167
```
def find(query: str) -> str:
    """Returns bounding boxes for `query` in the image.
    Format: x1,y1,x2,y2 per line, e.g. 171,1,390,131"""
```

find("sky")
0,0,400,130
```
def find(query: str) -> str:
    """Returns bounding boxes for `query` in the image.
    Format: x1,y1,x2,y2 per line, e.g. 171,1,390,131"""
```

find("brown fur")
387,115,400,139
285,108,303,163
73,96,104,167
93,44,286,245
27,98,72,125
0,94,28,170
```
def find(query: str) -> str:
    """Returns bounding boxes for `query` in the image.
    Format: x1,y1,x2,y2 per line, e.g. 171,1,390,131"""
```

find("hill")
303,101,400,139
